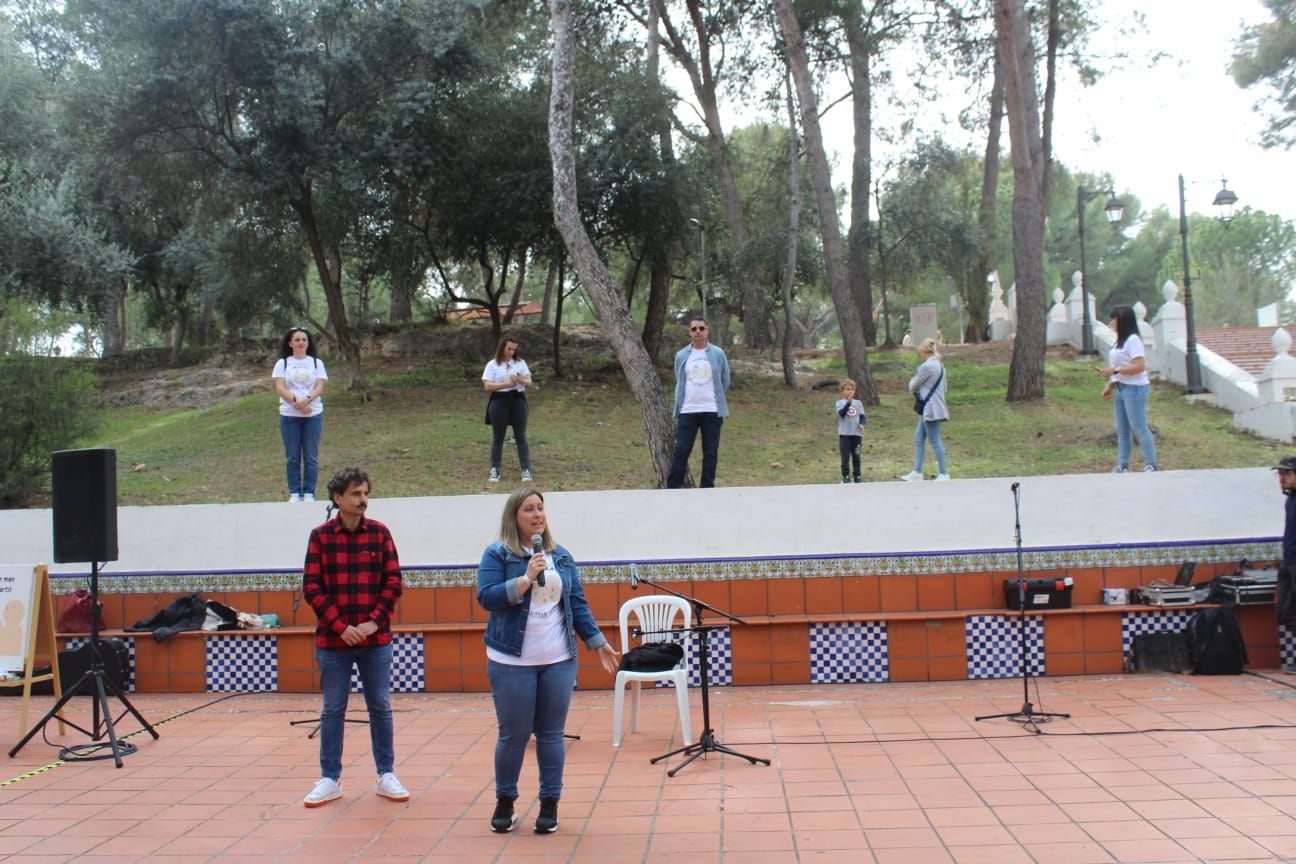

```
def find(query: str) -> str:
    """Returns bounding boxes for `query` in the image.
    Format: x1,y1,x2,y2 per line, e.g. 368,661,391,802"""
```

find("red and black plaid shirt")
302,515,402,650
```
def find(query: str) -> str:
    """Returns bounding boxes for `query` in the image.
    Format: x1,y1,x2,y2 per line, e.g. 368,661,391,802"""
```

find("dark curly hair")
326,467,371,506
279,327,317,360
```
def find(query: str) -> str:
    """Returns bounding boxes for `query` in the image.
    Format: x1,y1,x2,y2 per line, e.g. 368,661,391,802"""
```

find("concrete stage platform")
2,671,1295,863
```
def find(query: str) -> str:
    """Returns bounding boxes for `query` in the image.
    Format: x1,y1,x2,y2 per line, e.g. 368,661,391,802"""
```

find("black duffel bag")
617,642,684,673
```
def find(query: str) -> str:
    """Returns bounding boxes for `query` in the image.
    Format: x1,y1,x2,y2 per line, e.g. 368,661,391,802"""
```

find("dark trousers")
1278,564,1296,630
667,412,723,488
488,395,530,471
839,435,861,480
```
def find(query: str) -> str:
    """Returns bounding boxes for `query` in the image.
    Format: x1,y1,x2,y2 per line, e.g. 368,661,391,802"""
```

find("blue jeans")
1113,383,1156,469
667,412,723,488
280,413,323,496
913,419,948,474
317,643,394,781
487,657,577,800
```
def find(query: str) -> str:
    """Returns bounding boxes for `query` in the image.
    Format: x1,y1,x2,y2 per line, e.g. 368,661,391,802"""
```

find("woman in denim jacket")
477,487,618,835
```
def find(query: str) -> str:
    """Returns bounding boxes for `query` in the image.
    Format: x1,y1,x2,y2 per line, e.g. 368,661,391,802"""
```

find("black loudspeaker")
51,448,118,563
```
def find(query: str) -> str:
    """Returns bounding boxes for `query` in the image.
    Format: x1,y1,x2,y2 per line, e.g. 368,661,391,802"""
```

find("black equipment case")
1004,577,1074,610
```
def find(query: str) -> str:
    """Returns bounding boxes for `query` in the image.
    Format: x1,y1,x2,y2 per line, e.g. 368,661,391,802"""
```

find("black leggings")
839,435,861,479
488,395,530,471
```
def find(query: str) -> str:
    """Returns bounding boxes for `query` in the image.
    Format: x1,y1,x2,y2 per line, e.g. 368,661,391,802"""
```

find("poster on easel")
0,564,63,739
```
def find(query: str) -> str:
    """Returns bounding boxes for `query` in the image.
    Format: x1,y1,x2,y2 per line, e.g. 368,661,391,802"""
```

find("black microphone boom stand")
975,483,1069,733
628,565,770,777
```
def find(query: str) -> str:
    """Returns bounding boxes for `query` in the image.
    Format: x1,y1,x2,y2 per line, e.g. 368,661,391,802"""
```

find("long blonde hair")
498,487,555,555
918,337,941,360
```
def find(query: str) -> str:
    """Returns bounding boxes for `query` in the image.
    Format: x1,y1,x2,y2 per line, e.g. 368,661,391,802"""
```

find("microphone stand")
975,483,1069,733
629,566,770,777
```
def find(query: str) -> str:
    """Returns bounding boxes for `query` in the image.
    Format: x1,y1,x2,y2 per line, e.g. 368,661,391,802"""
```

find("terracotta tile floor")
2,671,1296,862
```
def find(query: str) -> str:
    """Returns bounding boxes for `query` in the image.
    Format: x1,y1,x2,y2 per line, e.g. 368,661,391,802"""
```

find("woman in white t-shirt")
271,328,328,502
1099,305,1157,472
481,336,534,484
475,488,618,834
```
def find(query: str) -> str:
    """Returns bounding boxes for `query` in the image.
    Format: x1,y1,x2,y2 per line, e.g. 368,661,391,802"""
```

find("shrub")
0,355,99,507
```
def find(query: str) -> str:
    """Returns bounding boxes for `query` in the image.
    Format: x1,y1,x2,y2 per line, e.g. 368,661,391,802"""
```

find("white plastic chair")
612,596,692,747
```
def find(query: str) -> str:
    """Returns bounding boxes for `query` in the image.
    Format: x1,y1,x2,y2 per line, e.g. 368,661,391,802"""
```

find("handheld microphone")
531,534,546,587
629,563,640,590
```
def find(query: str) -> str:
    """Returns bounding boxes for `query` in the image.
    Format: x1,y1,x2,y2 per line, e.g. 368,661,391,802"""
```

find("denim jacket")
476,541,608,658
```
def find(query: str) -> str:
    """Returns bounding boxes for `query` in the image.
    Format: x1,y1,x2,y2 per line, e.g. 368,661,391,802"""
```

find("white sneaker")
288,493,301,503
1143,465,1157,472
302,493,315,502
935,473,950,481
375,772,409,801
900,471,923,482
304,777,341,808
520,469,532,482
489,468,500,483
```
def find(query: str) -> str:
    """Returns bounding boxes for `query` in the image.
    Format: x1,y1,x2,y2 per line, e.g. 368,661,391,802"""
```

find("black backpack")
1187,608,1248,675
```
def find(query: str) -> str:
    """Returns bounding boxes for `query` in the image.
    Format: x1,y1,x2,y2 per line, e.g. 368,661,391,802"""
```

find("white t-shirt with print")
487,554,570,666
481,358,531,393
681,347,717,414
272,356,327,417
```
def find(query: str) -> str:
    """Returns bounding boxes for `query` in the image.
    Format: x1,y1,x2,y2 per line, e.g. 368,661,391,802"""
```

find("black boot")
490,797,516,833
534,796,559,833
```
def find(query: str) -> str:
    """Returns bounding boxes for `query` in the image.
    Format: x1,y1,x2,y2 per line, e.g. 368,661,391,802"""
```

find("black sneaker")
490,797,516,833
534,797,559,833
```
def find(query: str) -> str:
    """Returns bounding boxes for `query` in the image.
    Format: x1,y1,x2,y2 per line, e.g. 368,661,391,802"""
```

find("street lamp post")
1178,175,1239,394
1076,185,1124,355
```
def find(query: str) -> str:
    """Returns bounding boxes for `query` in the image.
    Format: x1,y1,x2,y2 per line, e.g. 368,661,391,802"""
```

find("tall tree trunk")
996,0,1048,401
642,0,675,362
552,256,565,378
971,40,1005,344
389,268,414,323
196,292,216,346
774,0,877,404
294,197,365,393
169,292,189,367
541,256,557,325
97,279,127,357
781,69,800,390
550,0,676,486
655,0,769,348
844,6,875,347
502,246,529,324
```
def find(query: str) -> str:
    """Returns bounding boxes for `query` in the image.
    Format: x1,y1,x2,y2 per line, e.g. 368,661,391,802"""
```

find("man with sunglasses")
667,318,731,488
1275,457,1296,672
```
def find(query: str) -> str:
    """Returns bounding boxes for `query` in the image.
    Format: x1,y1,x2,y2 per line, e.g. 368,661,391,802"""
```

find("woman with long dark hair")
1099,306,1157,472
482,336,533,483
272,327,328,501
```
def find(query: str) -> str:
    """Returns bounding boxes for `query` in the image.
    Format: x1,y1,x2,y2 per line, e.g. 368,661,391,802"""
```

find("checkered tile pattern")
1120,610,1194,659
966,615,1044,680
1281,624,1295,670
809,623,889,684
350,634,425,693
65,636,136,692
654,627,731,687
205,636,277,692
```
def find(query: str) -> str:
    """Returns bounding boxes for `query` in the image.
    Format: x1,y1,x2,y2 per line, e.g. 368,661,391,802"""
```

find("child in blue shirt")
835,378,866,483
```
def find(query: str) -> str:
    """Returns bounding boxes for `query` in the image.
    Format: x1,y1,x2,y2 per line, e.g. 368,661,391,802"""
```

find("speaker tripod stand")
9,562,159,767
975,482,1069,734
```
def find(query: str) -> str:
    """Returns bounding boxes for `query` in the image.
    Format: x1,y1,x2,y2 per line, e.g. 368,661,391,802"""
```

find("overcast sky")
807,0,1293,226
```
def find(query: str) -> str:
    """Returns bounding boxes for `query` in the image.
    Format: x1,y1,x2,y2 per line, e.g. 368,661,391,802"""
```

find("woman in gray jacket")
902,338,950,481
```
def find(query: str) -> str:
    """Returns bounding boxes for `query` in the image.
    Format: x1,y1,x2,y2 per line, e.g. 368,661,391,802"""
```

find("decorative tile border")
809,622,888,684
966,615,1044,680
48,539,1281,596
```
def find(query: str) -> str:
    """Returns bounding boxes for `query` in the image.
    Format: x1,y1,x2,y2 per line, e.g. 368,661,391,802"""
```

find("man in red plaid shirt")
301,467,407,808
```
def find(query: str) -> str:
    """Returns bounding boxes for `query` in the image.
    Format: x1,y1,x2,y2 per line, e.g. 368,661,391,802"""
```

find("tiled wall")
51,543,1285,693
